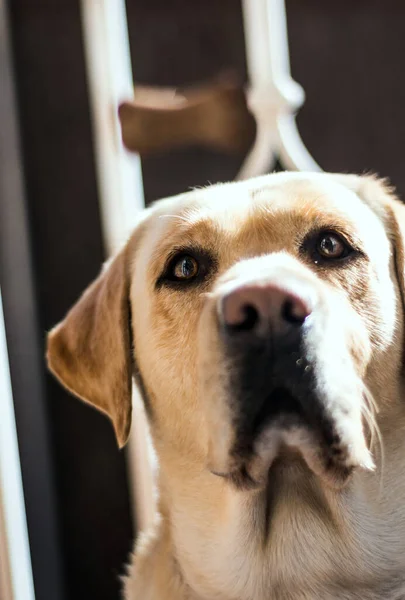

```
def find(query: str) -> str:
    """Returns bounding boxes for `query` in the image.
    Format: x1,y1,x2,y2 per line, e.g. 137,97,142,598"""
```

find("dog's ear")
47,242,134,448
333,172,405,303
382,188,405,312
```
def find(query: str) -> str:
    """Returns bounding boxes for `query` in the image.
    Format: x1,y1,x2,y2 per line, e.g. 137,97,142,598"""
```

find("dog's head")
47,173,405,491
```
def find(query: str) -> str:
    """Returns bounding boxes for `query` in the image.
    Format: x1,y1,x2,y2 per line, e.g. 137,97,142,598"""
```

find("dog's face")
47,173,405,495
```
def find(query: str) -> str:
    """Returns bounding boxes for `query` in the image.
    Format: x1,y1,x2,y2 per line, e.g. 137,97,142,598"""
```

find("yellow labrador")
47,172,405,600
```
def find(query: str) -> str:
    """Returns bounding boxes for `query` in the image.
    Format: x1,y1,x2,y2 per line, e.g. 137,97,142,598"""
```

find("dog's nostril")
227,304,259,332
221,284,311,335
282,300,307,325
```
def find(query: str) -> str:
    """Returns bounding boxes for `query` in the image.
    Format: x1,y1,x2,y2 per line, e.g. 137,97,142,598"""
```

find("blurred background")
1,1,405,599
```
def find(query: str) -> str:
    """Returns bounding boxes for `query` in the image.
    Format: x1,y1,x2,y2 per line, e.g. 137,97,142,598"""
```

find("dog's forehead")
147,175,386,250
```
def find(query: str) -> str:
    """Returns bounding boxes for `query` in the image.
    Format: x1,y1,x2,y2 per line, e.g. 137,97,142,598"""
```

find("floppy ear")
47,243,134,448
382,189,405,314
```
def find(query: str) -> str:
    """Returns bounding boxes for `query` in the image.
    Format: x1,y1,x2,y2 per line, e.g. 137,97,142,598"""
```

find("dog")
47,172,405,599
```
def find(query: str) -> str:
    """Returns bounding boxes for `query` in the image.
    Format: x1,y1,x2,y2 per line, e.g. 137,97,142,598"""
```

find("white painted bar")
80,0,145,251
0,291,36,600
238,0,320,178
80,0,156,533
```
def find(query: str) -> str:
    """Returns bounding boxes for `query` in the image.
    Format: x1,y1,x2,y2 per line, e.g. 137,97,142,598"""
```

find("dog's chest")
179,506,405,600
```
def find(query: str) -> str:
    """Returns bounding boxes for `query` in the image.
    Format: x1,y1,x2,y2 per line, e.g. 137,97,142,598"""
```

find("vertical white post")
0,291,36,600
80,0,145,250
238,0,320,178
80,0,156,532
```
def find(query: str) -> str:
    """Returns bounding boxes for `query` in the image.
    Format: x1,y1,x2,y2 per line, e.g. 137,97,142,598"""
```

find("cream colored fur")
48,173,405,599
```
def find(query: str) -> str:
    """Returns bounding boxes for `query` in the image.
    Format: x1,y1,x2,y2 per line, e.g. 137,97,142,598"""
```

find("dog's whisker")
364,385,380,415
362,386,385,496
158,213,192,223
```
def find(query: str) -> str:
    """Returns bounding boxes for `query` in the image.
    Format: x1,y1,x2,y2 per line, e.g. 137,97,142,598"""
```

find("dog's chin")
222,430,356,492
211,389,374,492
245,423,356,491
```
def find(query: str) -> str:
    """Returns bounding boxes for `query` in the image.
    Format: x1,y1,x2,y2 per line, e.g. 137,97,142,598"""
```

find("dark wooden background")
6,1,405,599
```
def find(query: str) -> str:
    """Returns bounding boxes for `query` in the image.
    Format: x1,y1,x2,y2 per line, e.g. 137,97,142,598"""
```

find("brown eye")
173,255,199,280
158,248,216,288
317,233,348,259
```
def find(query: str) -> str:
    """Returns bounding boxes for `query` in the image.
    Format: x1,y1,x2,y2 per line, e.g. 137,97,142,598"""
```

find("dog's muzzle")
209,265,374,490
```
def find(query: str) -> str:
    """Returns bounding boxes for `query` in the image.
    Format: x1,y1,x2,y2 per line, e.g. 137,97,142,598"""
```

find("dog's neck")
140,425,405,600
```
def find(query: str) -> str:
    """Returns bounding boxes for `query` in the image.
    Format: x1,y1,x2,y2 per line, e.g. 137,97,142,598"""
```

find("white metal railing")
80,0,156,533
80,0,319,534
0,0,37,596
0,291,35,600
238,0,320,179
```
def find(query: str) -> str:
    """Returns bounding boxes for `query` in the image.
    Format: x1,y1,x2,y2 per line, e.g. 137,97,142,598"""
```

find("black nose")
220,282,311,337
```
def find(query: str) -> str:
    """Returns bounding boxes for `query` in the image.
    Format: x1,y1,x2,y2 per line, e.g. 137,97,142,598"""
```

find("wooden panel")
287,0,405,195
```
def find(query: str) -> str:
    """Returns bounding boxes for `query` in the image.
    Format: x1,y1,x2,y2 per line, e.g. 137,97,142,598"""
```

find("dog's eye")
316,232,351,260
172,255,199,280
157,248,216,289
